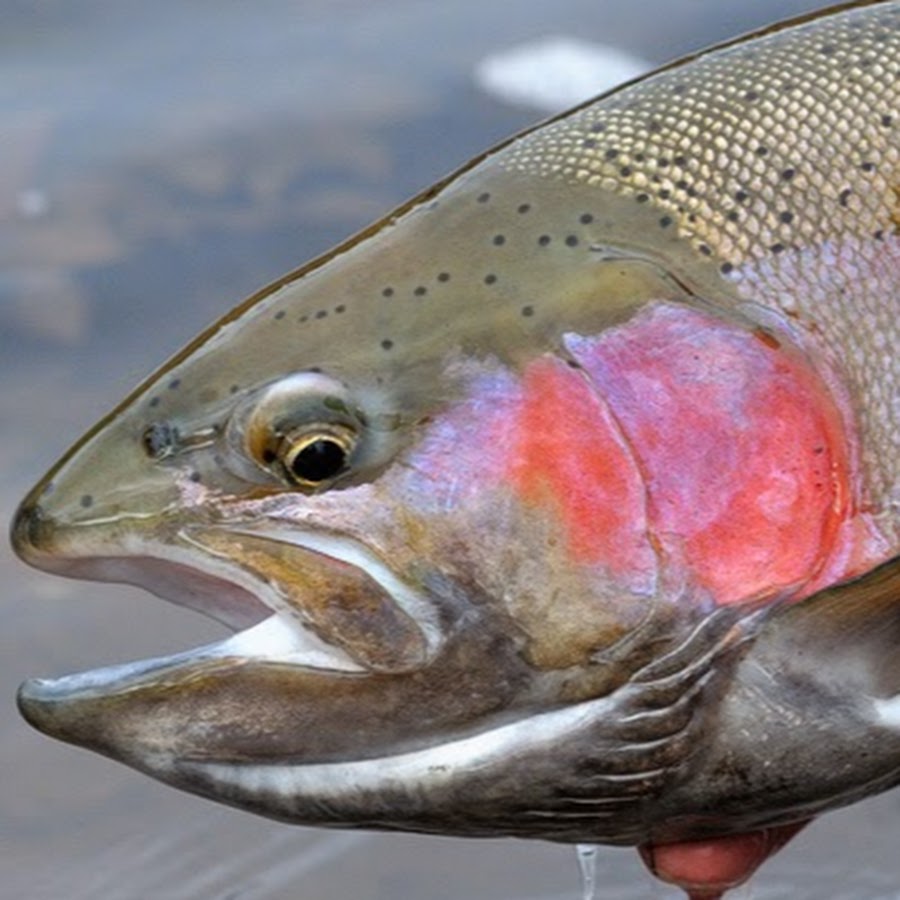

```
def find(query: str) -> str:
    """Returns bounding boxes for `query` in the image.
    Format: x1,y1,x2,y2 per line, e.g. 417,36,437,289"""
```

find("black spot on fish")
517,203,531,214
521,305,534,317
80,494,93,509
657,158,670,168
720,262,734,275
335,304,346,314
315,310,328,319
189,471,202,483
755,145,769,157
274,310,285,320
743,90,760,101
659,216,673,228
381,339,394,350
414,286,427,297
169,379,181,390
874,229,885,240
604,148,619,161
735,189,749,203
492,234,506,246
699,244,712,256
538,235,551,246
860,161,876,173
484,274,498,285
636,193,649,203
583,138,598,149
579,213,594,224
620,166,633,177
589,121,606,133
779,211,794,224
770,242,786,254
565,235,579,247
229,385,240,394
658,189,672,200
648,119,663,133
882,114,894,128
382,287,394,298
838,188,852,207
149,397,160,408
673,154,687,167
477,192,491,203
727,210,740,222
437,272,451,282
781,168,796,181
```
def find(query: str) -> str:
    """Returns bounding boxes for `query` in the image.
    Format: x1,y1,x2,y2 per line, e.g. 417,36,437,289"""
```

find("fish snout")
11,498,61,569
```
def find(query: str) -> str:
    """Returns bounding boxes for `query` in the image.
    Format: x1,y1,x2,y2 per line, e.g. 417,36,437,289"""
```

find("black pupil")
290,438,346,483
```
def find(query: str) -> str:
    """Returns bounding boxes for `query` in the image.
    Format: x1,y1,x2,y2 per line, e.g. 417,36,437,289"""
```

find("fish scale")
500,1,900,540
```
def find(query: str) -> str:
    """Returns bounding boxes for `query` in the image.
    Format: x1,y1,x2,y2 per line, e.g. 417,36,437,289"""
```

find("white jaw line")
177,690,618,808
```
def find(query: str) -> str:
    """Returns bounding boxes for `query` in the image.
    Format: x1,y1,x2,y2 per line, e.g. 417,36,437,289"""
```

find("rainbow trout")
12,0,900,876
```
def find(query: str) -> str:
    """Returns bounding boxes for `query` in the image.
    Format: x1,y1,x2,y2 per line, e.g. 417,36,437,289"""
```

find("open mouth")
16,523,443,709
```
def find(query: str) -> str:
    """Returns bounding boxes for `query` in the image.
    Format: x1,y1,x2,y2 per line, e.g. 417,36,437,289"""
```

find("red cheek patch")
405,302,880,610
506,357,656,590
565,304,852,605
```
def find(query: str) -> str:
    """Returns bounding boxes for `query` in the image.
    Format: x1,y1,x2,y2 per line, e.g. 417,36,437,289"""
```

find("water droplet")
576,844,599,900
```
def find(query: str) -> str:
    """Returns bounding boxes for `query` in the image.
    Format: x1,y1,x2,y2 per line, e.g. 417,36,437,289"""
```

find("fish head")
13,167,716,830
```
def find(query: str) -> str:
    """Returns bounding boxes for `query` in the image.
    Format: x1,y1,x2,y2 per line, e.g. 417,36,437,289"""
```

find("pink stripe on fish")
506,356,656,589
565,303,855,606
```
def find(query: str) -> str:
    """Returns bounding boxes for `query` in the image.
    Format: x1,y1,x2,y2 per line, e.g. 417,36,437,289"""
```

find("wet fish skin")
11,0,900,853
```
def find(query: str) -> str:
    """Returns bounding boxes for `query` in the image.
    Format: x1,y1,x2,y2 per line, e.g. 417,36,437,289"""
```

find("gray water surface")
3,1,900,897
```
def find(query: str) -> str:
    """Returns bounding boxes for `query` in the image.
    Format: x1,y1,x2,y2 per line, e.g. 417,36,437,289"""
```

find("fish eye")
279,427,355,488
226,372,367,490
